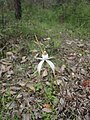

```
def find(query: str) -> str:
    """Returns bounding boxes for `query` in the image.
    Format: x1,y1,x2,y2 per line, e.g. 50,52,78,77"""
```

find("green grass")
0,0,90,40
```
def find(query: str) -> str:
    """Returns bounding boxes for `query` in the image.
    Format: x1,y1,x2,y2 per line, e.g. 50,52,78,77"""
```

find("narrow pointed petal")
36,57,43,60
37,60,44,75
48,57,54,60
46,60,55,74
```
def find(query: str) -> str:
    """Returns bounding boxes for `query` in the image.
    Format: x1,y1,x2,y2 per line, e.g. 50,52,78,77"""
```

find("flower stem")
34,35,43,53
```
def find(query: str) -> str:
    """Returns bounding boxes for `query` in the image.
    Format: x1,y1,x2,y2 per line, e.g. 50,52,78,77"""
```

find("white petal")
48,57,54,60
36,57,43,60
37,60,44,75
46,60,55,74
42,54,48,60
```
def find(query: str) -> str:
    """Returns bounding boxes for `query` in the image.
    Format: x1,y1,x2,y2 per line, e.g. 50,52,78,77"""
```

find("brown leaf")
6,65,12,71
46,81,51,86
16,94,23,99
22,113,31,120
26,84,35,92
82,80,90,88
68,53,76,60
6,51,13,56
0,64,6,77
78,43,84,48
9,90,17,95
42,108,52,113
6,51,15,60
60,64,66,73
7,70,14,75
43,104,51,108
71,72,75,78
6,102,16,110
55,79,63,85
42,69,48,77
1,64,6,73
10,86,21,91
60,98,65,105
1,60,11,65
18,81,26,87
66,40,73,45
20,56,27,63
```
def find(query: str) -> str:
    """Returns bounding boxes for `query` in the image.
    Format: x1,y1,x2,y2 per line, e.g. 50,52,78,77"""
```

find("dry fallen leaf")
20,56,27,63
42,69,48,77
67,89,72,98
61,64,66,73
43,104,51,108
1,64,6,73
9,90,17,95
60,98,65,105
10,86,21,91
1,60,11,65
55,79,63,85
18,81,26,87
6,51,16,60
66,40,73,45
22,113,31,120
7,70,14,75
46,81,51,86
78,43,84,47
6,102,16,110
71,72,75,78
16,94,23,99
0,64,6,77
82,80,90,88
42,108,52,113
68,53,76,60
26,84,35,92
6,51,13,56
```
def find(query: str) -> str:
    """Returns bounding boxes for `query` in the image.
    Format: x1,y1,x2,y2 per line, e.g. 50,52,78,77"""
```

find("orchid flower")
36,51,55,75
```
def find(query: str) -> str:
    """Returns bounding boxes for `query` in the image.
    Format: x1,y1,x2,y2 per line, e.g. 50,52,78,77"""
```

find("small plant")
36,51,55,75
34,35,55,76
34,35,57,104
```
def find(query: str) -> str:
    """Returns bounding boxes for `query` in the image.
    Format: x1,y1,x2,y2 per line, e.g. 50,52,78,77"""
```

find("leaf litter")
0,36,90,120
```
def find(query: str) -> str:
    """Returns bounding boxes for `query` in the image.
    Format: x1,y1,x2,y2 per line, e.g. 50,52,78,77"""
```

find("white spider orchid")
36,51,55,75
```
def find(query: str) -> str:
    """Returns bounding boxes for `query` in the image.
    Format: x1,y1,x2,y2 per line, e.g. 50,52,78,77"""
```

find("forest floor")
0,33,90,120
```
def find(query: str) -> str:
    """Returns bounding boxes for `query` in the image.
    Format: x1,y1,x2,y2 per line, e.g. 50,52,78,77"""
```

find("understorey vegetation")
0,0,90,119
